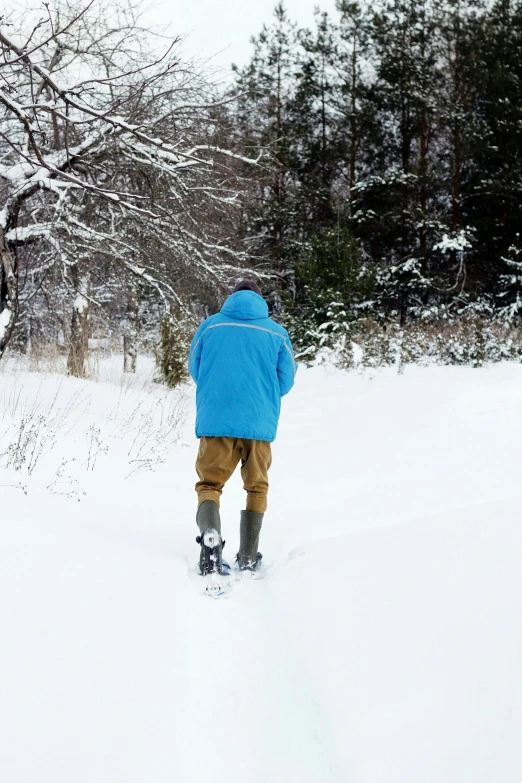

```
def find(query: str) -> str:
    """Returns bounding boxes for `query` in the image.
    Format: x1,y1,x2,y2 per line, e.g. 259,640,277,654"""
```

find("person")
188,279,297,575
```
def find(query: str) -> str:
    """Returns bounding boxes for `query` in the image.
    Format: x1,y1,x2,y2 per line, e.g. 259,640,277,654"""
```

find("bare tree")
0,0,258,370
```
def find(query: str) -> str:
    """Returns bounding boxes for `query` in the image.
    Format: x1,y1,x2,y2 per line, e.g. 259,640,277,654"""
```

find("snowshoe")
236,551,263,572
196,528,229,575
234,551,265,581
196,528,232,598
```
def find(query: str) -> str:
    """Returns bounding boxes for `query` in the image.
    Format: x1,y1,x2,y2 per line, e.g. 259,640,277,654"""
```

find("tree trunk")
348,24,358,212
0,228,18,362
123,292,139,373
67,270,90,378
419,105,429,258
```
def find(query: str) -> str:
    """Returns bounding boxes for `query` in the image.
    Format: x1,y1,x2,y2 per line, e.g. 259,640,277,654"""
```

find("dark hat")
232,279,263,297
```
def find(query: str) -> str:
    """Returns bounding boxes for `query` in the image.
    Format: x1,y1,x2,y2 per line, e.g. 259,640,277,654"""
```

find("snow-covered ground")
1,356,521,783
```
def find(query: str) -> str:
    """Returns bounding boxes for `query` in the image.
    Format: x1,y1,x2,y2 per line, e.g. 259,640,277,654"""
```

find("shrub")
339,319,522,370
155,313,192,388
287,306,522,370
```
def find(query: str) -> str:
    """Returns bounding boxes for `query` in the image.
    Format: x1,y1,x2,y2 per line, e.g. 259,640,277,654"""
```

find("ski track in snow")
179,569,338,782
1,356,522,782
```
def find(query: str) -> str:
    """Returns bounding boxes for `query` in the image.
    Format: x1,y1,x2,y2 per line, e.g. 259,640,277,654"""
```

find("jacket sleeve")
277,331,297,396
188,321,207,383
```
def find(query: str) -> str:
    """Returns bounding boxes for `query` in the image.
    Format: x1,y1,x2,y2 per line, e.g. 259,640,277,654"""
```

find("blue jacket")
188,291,297,442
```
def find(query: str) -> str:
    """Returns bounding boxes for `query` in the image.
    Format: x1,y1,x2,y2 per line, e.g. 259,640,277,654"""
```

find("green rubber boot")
196,500,221,535
196,500,223,575
237,510,264,571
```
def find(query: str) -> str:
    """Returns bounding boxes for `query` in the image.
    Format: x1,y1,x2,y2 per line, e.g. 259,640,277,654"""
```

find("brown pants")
195,436,272,513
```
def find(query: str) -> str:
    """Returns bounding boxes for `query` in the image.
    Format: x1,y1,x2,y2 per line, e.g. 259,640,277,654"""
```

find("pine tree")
465,0,522,291
435,0,484,298
155,313,191,388
335,1,373,213
233,3,299,273
357,0,445,322
292,11,341,230
497,235,522,322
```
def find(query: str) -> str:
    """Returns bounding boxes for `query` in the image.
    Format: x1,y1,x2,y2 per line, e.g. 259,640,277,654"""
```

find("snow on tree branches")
0,0,258,370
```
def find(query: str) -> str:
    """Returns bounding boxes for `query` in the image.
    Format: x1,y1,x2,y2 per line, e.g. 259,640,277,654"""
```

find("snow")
73,294,89,314
202,528,220,547
5,223,51,243
1,356,522,782
0,306,11,341
434,230,472,254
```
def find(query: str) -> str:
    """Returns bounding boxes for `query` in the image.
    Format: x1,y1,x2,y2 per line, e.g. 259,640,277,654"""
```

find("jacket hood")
220,290,269,321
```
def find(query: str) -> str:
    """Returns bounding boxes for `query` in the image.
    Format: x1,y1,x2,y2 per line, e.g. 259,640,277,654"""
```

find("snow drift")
1,357,521,782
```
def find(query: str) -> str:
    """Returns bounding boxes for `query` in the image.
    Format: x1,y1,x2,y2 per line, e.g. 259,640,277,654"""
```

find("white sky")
145,0,338,74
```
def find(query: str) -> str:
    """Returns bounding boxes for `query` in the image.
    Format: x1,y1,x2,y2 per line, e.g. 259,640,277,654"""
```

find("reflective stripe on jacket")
188,290,297,442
